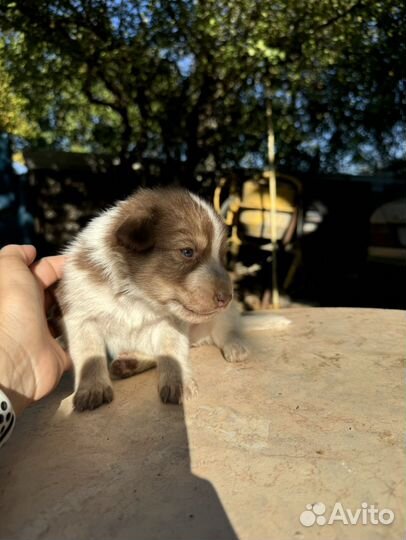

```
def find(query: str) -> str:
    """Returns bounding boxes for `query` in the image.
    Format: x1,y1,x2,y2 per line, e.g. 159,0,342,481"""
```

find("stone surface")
0,308,404,540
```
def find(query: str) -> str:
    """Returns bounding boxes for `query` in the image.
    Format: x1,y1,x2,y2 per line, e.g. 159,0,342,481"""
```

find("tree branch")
313,0,366,34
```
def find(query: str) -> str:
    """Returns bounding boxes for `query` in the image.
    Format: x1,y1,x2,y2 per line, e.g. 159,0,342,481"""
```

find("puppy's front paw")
222,340,249,363
158,376,198,405
74,382,113,412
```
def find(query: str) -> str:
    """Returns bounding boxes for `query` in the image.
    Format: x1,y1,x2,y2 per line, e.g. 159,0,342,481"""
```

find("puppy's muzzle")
210,262,233,309
214,290,232,308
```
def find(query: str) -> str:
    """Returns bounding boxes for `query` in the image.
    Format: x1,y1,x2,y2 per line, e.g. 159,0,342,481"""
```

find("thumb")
0,244,37,265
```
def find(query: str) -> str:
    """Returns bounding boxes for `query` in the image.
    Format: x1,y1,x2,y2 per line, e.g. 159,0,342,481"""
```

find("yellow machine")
214,172,303,299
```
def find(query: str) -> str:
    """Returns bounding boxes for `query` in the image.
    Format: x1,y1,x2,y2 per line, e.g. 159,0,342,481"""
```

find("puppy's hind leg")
110,352,157,379
221,335,249,363
211,303,249,363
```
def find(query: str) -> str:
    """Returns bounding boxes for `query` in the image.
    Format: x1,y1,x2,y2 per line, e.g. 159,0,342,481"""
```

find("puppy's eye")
180,248,194,258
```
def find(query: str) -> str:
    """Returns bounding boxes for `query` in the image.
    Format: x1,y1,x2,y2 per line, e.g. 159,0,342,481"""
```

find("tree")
0,0,404,177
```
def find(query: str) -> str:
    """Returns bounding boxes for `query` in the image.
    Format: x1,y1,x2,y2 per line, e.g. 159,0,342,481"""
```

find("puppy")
56,187,249,411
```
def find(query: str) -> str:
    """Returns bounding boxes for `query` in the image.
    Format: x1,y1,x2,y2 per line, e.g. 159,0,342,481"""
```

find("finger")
0,244,37,265
31,255,66,289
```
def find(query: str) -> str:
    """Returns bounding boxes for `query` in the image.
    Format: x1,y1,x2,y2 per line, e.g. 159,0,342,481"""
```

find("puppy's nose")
215,291,232,308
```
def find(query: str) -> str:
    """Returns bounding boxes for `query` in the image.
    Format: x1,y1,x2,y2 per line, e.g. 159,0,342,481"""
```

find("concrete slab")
0,308,404,540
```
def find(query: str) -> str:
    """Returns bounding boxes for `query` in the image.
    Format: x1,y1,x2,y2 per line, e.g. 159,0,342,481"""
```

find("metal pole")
265,80,280,309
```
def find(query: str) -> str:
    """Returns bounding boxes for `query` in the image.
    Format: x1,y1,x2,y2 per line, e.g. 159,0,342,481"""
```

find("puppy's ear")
116,211,157,252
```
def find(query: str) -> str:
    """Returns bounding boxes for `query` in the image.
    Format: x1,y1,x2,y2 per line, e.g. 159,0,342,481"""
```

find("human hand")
0,244,72,414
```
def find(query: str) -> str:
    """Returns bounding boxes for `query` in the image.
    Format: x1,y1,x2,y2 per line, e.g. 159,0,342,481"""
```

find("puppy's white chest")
102,299,162,359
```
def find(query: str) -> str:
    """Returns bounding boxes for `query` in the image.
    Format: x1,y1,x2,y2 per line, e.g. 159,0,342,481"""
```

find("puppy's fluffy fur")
57,187,250,411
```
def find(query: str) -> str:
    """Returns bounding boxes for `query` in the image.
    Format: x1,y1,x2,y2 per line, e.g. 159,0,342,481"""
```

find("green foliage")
0,0,404,174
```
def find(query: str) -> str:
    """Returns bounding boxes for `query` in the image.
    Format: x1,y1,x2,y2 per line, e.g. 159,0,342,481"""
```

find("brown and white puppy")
57,187,249,411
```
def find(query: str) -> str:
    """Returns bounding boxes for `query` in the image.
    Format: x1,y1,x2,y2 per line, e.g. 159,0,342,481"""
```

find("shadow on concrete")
0,372,238,540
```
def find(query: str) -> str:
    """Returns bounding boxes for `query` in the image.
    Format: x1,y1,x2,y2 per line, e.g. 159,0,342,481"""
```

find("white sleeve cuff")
0,390,16,448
